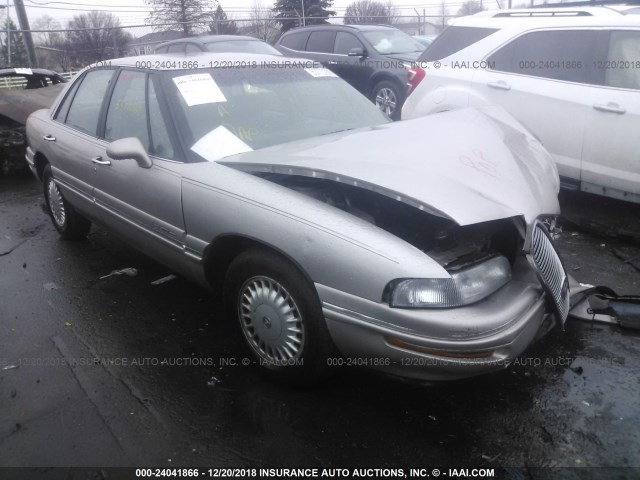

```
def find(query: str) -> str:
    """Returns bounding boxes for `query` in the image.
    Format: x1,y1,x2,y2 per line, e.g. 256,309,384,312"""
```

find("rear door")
581,29,640,201
471,29,607,187
45,68,115,218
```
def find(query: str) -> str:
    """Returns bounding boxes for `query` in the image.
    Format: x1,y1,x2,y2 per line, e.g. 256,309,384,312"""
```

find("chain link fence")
1,14,454,73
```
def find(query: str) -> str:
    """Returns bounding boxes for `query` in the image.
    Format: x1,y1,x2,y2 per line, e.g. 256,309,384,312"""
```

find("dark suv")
275,25,424,119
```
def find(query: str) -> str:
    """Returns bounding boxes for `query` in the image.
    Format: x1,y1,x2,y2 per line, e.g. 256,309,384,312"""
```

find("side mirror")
106,137,153,169
348,47,366,58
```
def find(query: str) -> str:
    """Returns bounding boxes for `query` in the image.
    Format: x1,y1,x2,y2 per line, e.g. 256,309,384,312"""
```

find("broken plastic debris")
151,274,176,286
64,322,72,327
99,267,138,280
207,376,221,387
2,365,18,371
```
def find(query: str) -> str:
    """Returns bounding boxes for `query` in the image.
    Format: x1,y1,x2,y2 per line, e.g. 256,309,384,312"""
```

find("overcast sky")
15,0,499,30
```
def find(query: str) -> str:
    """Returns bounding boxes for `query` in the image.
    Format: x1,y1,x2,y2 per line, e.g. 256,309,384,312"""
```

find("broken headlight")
389,256,511,308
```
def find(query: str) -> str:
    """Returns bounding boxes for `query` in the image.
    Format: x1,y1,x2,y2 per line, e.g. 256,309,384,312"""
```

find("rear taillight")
406,66,425,97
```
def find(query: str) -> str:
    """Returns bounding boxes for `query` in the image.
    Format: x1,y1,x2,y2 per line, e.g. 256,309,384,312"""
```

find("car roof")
450,6,639,28
284,24,397,34
86,52,311,71
0,67,64,78
159,35,263,47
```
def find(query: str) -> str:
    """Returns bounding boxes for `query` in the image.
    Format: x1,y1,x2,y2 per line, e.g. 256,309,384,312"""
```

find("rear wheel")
224,248,334,386
43,164,91,240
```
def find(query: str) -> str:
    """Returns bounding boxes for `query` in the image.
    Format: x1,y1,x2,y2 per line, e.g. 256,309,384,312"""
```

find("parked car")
402,7,640,204
0,68,66,176
276,25,424,119
26,52,568,385
154,34,282,55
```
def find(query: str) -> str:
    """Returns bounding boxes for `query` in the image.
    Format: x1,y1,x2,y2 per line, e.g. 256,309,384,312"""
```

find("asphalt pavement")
1,176,639,478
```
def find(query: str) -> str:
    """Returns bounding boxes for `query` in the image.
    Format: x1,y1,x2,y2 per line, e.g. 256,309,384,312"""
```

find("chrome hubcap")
47,179,66,227
239,276,304,364
375,87,397,117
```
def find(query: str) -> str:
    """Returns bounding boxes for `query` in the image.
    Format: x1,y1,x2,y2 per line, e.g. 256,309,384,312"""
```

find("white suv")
402,8,640,203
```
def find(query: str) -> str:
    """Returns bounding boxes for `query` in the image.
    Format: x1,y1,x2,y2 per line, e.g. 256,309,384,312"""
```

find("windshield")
165,65,389,162
204,40,282,55
362,30,424,55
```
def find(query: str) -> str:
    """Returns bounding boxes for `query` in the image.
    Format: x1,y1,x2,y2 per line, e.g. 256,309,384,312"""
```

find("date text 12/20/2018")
135,468,496,478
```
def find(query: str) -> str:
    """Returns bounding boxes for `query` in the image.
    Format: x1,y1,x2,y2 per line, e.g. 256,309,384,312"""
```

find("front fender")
181,163,449,302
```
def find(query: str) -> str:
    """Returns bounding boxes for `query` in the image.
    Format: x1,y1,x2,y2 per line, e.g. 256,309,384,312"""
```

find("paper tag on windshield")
173,74,226,106
191,126,252,162
304,68,337,78
15,68,33,75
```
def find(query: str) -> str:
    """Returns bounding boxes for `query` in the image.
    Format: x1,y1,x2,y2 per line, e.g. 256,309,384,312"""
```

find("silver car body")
26,53,566,381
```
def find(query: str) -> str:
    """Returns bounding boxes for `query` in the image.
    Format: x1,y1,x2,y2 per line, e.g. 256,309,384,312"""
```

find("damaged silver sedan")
25,53,569,384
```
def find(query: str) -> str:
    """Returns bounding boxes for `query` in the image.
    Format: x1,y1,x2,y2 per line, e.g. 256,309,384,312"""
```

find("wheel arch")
33,152,50,182
203,234,317,294
368,73,405,100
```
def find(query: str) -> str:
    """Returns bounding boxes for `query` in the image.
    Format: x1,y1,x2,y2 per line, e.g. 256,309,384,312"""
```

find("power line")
25,0,152,7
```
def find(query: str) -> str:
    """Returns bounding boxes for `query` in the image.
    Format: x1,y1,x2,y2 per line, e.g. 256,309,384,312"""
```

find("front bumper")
319,258,553,381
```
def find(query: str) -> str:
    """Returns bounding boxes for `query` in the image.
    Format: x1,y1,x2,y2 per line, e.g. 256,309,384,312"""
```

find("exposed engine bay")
259,174,524,271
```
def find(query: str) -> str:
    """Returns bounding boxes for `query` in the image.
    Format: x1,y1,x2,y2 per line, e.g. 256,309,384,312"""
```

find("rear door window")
488,30,608,85
185,43,202,53
64,69,114,136
280,31,310,51
306,31,337,53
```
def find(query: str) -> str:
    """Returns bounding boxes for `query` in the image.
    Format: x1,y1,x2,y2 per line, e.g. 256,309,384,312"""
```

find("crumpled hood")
219,107,560,226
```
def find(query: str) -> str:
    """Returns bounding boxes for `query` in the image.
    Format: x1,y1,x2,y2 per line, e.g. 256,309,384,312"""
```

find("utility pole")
13,0,36,67
6,0,10,65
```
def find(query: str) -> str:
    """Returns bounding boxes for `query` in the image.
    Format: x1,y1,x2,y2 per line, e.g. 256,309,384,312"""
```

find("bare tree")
144,0,217,37
247,0,279,43
64,12,132,68
32,16,64,48
456,0,485,16
32,16,66,70
385,1,399,25
344,0,392,24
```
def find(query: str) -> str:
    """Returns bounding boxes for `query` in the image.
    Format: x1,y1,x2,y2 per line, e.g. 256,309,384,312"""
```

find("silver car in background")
26,53,568,385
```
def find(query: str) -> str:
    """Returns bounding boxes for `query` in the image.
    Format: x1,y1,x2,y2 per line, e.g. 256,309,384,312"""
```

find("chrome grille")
529,222,570,324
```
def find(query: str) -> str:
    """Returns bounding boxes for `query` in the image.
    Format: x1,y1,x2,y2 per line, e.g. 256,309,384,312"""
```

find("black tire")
371,80,403,120
43,164,91,240
224,248,335,386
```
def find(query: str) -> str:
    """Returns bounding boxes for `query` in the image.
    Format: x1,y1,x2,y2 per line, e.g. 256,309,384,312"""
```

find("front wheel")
224,248,335,386
372,80,403,120
43,164,91,240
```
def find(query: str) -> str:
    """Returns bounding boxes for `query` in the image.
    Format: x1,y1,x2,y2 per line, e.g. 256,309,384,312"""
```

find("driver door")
92,69,187,264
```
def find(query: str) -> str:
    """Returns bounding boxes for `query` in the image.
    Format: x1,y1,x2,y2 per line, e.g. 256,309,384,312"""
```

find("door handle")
327,61,338,65
91,156,111,166
487,81,511,91
593,103,626,114
43,134,56,142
